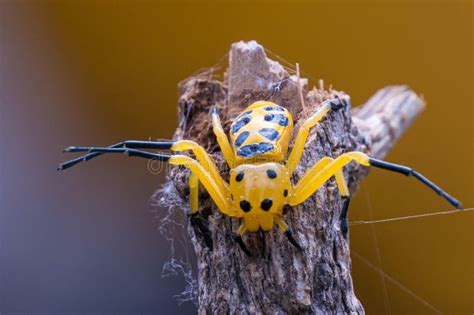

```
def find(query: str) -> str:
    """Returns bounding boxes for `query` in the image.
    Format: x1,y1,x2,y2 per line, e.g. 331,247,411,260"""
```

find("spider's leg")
234,224,252,256
285,98,346,175
340,196,351,239
287,156,351,238
60,146,236,216
211,106,236,168
368,158,462,209
235,235,252,256
290,151,461,209
62,140,229,198
188,173,213,250
326,158,351,238
59,140,174,170
275,216,302,251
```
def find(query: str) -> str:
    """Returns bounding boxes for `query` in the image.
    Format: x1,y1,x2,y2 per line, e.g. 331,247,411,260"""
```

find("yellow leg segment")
237,224,247,236
169,155,236,217
189,173,199,214
274,216,288,232
171,140,229,194
275,216,302,249
286,103,332,175
289,152,369,206
211,107,236,168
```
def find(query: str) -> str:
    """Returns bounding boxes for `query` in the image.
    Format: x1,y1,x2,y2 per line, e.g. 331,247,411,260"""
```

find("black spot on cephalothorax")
234,131,250,147
259,128,280,141
266,170,277,179
231,116,251,134
260,199,273,211
230,194,234,200
264,106,285,112
264,113,289,126
237,142,274,158
240,200,251,212
235,171,244,182
283,189,288,197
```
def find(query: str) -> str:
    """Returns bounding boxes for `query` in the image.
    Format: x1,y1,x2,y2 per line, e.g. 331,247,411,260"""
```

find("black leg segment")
59,146,172,171
235,235,252,256
58,140,175,170
368,158,462,209
284,229,302,251
59,141,174,170
189,213,213,250
339,196,350,239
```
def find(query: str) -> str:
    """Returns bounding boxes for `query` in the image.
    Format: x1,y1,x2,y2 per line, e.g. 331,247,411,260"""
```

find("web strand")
352,250,443,314
364,186,391,315
350,207,473,227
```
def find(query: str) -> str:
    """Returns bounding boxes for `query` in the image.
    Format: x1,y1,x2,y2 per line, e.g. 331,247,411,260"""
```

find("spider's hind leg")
188,173,213,250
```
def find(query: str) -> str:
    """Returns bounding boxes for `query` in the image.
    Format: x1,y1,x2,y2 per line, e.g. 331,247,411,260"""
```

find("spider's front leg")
290,151,462,237
60,140,227,193
61,144,237,249
289,156,351,238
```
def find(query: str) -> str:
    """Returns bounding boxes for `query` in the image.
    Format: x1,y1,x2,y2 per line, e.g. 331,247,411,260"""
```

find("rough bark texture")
160,41,425,314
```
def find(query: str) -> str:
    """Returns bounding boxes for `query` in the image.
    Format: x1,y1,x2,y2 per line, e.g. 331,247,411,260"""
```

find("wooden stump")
158,40,424,314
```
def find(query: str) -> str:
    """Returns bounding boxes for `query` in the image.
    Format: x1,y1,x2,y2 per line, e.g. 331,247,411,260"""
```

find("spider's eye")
266,169,277,179
235,171,245,182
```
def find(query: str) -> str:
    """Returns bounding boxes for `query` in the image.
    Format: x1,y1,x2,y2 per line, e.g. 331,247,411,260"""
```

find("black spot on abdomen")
264,106,285,112
237,142,274,158
231,116,251,134
259,128,280,141
264,114,289,126
234,131,250,147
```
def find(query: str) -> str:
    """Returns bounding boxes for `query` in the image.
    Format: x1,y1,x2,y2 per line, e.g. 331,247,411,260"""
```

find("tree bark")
160,41,424,314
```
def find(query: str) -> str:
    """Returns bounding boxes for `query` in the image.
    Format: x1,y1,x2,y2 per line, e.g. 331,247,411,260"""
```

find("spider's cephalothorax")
59,98,461,255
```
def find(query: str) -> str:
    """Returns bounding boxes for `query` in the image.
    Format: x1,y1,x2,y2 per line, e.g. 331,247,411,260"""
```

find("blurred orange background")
1,1,472,314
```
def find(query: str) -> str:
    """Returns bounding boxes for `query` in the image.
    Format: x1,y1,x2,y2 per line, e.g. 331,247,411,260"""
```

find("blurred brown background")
1,1,472,314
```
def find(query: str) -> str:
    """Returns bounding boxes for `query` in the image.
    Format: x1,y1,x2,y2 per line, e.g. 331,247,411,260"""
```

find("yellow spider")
59,99,461,255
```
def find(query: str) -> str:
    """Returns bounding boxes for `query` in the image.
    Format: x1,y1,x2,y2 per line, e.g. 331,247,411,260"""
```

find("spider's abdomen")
229,101,294,165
